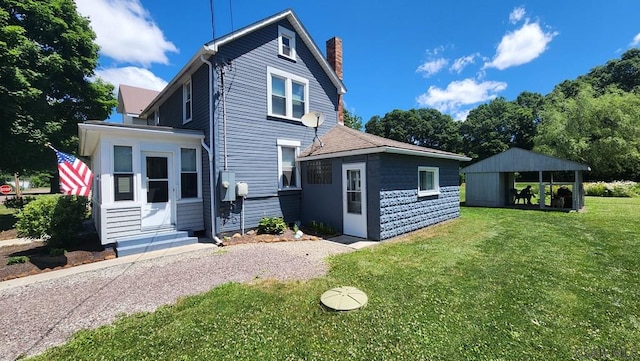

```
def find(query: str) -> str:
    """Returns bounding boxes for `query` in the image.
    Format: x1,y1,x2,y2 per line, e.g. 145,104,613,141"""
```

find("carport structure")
461,148,591,211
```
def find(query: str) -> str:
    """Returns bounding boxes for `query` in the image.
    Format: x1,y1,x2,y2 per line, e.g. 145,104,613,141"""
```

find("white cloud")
484,22,557,70
416,78,507,113
75,0,178,67
417,58,448,77
95,66,168,92
453,109,471,121
450,54,478,73
632,32,640,46
509,7,526,24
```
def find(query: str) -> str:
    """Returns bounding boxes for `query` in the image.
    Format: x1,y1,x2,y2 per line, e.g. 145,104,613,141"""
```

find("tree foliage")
365,108,462,153
536,85,640,180
0,0,116,175
459,95,540,160
343,108,363,131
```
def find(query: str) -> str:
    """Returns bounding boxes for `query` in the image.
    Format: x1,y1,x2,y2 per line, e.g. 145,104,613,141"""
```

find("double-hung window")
183,79,192,123
180,148,198,198
418,166,440,197
278,26,296,60
277,139,301,190
267,67,309,120
114,145,134,201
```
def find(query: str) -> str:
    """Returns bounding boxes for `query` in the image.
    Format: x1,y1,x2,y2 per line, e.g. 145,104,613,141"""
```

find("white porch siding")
103,207,142,244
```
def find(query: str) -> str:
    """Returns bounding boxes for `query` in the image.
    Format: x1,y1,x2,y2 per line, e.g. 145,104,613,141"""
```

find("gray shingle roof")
298,125,471,161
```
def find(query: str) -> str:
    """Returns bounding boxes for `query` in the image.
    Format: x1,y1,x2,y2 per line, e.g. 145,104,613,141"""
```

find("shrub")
3,196,36,210
15,195,89,248
7,256,29,265
309,221,336,236
29,173,52,188
257,217,287,235
584,181,638,197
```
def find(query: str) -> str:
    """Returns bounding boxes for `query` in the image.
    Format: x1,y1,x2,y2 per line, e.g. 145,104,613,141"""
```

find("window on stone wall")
306,160,332,184
418,166,440,197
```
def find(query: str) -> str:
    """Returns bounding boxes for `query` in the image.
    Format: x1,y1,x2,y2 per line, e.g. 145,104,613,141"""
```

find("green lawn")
31,197,640,360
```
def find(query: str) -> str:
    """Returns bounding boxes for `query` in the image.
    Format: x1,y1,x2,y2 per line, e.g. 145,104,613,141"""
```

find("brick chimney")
326,37,344,125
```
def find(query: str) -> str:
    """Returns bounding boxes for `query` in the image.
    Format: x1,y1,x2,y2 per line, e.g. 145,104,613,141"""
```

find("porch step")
116,231,199,257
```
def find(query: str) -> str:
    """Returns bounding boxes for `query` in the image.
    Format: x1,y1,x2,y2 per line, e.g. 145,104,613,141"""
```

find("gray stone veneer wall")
379,185,460,240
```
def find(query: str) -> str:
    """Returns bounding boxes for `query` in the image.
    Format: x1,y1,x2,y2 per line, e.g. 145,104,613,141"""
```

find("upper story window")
114,145,134,201
267,67,309,120
183,79,192,124
418,166,440,197
277,139,301,190
278,25,296,60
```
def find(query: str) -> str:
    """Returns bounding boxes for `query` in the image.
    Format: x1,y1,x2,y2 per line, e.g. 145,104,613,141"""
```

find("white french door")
141,152,174,229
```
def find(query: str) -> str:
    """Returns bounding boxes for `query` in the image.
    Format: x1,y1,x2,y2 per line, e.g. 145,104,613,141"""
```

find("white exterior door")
343,163,367,238
141,152,174,229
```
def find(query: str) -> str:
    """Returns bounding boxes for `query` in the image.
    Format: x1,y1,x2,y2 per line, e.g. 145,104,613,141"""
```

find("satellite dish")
301,111,325,128
301,111,325,147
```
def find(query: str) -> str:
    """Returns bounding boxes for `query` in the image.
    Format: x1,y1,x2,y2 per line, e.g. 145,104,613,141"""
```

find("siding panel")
177,201,205,231
377,154,462,240
212,19,339,232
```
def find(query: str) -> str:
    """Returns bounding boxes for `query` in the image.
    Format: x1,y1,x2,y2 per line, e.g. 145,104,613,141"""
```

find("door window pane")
146,157,168,179
346,169,362,214
148,181,169,203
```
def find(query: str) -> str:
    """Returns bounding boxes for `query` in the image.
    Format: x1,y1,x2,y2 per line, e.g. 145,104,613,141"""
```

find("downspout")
200,49,223,246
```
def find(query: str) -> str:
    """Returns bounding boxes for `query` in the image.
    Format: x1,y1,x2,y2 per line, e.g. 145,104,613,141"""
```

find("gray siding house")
79,9,471,255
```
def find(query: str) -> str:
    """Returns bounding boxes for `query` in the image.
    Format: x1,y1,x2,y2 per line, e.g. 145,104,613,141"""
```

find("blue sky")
74,0,640,123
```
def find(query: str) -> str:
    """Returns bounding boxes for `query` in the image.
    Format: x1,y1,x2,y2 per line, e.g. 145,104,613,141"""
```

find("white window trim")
153,109,160,126
418,166,440,197
267,67,309,121
183,79,192,124
277,139,301,190
278,25,296,60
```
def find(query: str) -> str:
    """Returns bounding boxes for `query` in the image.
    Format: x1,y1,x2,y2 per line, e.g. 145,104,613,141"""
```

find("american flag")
55,150,93,197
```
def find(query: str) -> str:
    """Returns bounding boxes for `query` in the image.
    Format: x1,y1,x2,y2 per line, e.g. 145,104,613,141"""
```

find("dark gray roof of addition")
298,125,471,161
460,147,591,173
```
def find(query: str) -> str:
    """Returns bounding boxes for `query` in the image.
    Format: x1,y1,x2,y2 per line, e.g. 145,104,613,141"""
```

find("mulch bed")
220,229,321,246
0,232,115,282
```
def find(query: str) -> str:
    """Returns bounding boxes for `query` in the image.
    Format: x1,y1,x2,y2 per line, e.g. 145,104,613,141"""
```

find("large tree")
0,0,115,177
535,85,640,181
365,108,462,153
459,96,540,161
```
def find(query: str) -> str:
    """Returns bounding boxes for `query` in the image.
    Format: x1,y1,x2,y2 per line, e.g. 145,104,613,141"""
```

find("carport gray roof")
460,147,591,173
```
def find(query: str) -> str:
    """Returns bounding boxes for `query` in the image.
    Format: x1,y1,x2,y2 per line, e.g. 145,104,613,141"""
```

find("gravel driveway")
0,240,352,360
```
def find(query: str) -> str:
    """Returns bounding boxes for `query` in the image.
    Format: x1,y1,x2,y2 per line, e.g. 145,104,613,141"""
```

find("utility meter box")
220,171,236,201
236,182,249,197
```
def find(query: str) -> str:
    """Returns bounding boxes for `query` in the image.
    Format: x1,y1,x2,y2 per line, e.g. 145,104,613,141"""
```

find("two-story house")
79,9,470,256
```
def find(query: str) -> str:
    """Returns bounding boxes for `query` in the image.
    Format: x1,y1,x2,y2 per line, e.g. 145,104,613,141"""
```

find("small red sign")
0,185,12,195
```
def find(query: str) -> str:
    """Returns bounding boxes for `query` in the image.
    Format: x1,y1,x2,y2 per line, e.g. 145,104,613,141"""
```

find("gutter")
199,48,223,246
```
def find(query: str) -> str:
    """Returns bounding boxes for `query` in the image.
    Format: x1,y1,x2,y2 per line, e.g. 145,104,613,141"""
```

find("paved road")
0,240,353,360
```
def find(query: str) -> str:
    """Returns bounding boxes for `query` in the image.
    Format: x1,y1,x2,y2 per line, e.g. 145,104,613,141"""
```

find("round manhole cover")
320,286,368,311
